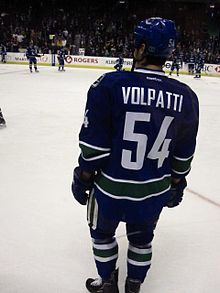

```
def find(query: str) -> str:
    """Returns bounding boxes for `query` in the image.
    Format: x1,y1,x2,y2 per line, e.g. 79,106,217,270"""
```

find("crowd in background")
0,0,220,63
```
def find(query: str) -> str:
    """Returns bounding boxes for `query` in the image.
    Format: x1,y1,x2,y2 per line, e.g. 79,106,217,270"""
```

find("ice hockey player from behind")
169,50,182,76
57,46,66,71
194,52,205,79
71,17,199,293
114,55,124,71
26,43,41,73
0,44,7,63
0,108,6,127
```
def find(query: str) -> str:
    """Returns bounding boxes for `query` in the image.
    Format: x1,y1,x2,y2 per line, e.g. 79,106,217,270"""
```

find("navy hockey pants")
87,191,159,282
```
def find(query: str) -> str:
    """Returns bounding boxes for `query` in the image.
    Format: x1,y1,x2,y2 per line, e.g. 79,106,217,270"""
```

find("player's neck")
145,64,163,71
135,62,163,71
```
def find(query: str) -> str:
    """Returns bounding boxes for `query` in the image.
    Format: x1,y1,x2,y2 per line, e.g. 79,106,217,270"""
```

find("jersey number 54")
121,112,174,170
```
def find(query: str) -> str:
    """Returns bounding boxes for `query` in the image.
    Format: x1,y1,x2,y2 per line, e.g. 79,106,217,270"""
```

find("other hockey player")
169,51,182,76
187,52,195,75
194,52,205,78
26,43,41,73
0,44,7,63
0,108,6,127
71,17,199,293
57,46,66,71
114,55,124,71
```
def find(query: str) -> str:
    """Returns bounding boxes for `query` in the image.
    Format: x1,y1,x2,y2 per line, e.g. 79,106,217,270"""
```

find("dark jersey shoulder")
94,70,197,100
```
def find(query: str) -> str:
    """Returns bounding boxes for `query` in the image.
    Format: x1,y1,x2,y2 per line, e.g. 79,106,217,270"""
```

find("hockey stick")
116,231,142,239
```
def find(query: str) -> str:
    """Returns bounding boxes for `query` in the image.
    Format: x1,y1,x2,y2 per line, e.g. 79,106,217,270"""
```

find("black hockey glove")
166,178,187,208
71,167,94,205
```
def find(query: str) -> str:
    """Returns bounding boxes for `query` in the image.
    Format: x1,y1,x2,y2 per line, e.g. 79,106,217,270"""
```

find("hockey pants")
87,191,158,282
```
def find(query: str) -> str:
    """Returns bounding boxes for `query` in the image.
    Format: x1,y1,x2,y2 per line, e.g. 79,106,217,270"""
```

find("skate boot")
0,117,6,127
86,269,119,293
125,278,141,293
0,111,6,128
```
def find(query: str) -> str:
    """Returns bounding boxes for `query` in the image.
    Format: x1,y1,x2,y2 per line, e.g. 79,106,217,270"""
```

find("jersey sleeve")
78,74,112,172
171,88,199,179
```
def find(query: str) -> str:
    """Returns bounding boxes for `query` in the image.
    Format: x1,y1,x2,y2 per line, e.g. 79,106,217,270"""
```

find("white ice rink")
0,64,220,293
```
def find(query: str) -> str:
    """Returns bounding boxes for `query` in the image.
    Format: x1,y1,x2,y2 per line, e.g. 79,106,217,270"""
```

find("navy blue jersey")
57,48,66,60
195,55,205,67
188,55,195,64
26,46,40,60
116,56,124,66
170,55,182,72
0,45,7,55
78,68,199,222
114,56,124,71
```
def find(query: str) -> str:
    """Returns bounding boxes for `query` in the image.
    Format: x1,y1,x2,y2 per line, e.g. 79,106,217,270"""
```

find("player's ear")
139,43,146,56
133,43,146,60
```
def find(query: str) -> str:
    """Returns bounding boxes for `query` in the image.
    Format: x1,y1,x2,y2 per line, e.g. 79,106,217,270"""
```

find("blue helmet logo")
134,17,177,58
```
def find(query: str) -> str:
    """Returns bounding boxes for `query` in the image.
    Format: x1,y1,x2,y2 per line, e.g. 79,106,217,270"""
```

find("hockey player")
0,44,7,63
0,108,6,127
194,53,205,78
114,55,124,71
26,43,41,73
187,52,195,75
72,17,199,293
57,46,66,71
169,51,182,76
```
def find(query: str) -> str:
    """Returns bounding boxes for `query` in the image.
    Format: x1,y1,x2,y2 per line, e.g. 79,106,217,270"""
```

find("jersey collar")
134,68,165,76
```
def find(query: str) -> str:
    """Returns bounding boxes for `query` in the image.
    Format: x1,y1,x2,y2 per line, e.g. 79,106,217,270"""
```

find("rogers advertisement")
4,52,220,76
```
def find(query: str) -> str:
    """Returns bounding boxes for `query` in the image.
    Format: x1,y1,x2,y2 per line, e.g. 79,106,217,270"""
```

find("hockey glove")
166,178,187,208
71,167,94,205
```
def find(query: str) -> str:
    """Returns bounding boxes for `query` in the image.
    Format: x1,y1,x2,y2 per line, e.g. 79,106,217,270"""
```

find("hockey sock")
127,242,152,282
92,237,118,281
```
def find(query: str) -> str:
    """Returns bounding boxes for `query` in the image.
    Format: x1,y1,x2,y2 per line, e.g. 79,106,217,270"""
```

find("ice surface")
0,64,220,293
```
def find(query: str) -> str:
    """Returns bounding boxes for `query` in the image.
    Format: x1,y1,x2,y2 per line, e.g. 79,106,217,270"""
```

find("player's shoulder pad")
91,71,130,89
91,73,107,88
168,78,198,101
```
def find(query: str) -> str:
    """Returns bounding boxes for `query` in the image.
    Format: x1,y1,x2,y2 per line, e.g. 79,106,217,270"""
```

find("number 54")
121,112,174,170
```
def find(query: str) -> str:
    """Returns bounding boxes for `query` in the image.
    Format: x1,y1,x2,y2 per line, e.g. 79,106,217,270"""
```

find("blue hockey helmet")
134,17,177,58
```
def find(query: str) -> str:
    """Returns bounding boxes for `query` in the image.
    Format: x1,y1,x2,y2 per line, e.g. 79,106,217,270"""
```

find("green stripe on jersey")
80,143,109,159
172,156,193,173
95,173,171,199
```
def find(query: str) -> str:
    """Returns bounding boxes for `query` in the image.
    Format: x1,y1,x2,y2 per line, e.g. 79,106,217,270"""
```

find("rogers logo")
215,66,220,73
40,56,48,62
73,57,98,63
65,55,73,63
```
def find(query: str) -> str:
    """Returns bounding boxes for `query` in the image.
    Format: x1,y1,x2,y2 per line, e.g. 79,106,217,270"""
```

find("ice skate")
0,110,6,128
86,269,119,293
125,278,141,293
0,117,6,128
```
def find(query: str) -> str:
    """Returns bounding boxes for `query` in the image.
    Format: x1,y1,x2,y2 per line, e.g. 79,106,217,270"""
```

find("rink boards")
3,52,220,77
